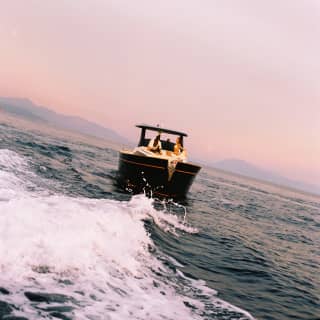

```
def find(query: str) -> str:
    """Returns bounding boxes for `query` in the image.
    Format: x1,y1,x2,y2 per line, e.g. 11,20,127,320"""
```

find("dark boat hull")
117,151,201,198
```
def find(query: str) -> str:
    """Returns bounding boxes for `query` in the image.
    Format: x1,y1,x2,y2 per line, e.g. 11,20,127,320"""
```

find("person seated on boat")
147,134,162,154
173,136,186,157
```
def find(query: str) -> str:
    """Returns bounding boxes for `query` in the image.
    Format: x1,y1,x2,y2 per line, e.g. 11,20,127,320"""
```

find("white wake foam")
0,149,254,320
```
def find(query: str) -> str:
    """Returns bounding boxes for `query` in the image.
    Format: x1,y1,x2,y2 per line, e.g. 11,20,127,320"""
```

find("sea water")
0,117,319,320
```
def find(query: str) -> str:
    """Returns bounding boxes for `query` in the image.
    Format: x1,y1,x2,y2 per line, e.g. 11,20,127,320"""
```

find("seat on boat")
162,140,175,152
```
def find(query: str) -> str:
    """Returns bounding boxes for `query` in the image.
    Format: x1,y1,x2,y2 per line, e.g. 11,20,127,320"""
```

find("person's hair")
154,134,161,146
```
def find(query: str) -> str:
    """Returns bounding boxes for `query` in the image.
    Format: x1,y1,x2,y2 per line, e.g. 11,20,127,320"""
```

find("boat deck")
121,146,187,163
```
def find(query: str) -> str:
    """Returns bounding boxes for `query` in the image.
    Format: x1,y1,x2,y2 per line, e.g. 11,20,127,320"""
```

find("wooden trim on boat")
175,169,197,175
121,158,165,170
122,158,198,175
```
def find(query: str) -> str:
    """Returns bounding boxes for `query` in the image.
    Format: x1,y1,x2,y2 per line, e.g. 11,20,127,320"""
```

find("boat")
117,124,201,198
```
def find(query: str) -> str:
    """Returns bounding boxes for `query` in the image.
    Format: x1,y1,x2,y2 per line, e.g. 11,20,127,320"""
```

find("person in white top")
147,134,162,154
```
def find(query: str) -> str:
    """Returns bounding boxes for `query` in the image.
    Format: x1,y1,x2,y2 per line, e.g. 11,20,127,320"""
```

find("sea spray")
0,149,254,319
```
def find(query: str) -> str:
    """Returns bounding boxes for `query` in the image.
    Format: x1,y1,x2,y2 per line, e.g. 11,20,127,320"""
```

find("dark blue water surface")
0,116,319,320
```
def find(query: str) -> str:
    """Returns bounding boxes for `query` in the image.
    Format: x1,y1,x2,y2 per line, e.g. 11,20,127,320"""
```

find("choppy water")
0,117,319,320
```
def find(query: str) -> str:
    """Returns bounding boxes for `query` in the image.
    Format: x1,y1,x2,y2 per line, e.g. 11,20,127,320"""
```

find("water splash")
0,149,254,320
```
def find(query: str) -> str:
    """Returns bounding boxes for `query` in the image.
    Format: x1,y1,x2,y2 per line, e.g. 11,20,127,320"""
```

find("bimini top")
136,124,188,137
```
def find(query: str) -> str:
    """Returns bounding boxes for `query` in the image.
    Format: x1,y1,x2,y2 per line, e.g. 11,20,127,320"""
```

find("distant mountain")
213,158,320,196
0,97,132,146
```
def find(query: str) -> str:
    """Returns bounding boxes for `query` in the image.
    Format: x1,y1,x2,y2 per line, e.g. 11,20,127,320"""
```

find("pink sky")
0,0,319,185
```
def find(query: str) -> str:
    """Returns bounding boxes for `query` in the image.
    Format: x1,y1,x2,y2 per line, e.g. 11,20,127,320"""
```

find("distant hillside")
213,158,320,196
0,97,132,146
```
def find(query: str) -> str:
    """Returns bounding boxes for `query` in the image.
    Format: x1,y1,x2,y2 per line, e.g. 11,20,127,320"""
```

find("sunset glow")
0,0,319,185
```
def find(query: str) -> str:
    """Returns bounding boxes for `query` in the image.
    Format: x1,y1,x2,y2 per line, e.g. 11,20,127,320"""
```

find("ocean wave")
0,149,254,319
